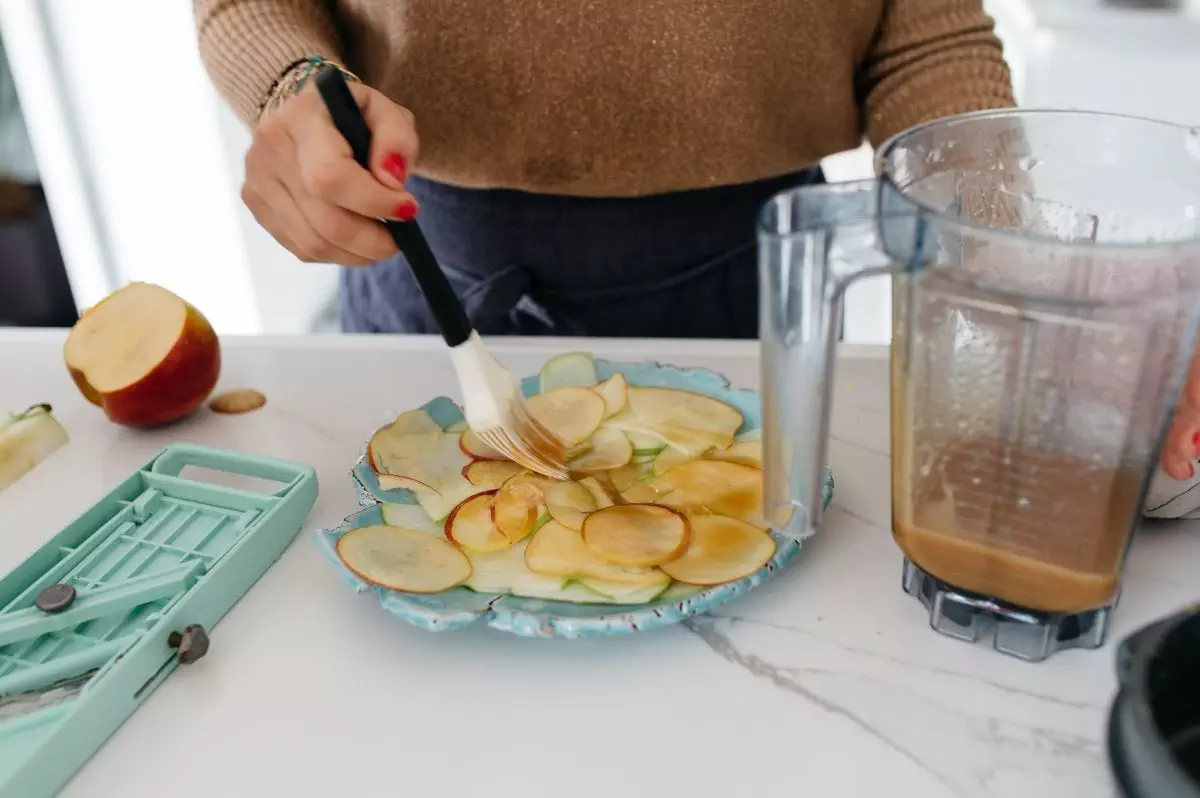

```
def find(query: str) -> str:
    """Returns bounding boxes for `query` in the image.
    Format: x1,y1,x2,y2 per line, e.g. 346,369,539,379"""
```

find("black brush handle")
314,68,473,347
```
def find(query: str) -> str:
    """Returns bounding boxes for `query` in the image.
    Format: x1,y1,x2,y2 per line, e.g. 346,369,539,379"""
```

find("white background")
2,0,1199,340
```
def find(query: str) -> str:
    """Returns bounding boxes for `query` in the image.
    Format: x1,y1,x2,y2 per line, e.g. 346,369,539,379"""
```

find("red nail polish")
1188,463,1195,479
382,153,407,182
394,200,418,221
1192,431,1200,453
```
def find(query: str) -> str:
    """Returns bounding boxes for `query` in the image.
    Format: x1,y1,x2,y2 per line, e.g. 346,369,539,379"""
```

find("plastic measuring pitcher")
758,109,1200,661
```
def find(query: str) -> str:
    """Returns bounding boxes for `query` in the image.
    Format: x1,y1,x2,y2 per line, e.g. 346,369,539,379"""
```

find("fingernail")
382,153,407,182
393,200,419,221
1192,431,1200,454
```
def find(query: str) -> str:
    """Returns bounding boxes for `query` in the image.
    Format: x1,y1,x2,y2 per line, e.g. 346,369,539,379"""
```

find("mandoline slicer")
0,442,318,798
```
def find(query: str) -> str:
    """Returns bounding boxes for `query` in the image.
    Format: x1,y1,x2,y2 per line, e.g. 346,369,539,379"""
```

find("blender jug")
759,109,1200,661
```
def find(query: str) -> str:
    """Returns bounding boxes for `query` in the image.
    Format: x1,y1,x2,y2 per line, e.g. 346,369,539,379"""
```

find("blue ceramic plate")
316,358,834,638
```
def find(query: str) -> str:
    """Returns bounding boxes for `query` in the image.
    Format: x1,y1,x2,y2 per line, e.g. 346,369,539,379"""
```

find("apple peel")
444,491,511,552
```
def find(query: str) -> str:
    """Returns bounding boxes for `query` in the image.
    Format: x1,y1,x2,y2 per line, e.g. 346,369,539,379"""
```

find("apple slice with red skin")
63,282,221,428
491,480,546,543
462,459,526,489
444,490,512,552
336,524,472,593
459,429,506,461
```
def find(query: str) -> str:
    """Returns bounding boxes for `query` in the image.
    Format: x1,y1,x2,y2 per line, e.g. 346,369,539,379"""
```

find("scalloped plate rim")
323,356,833,639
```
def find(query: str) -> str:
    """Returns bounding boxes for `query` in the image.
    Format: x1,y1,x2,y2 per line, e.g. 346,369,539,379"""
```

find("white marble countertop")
0,330,1196,798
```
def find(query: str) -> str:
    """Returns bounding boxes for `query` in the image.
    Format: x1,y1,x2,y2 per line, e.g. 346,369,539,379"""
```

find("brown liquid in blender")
891,423,1143,614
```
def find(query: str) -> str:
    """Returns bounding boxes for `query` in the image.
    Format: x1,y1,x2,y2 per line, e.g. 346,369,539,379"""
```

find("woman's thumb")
351,83,419,190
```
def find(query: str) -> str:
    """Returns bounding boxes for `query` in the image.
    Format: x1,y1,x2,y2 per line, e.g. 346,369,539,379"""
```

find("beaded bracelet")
258,56,361,120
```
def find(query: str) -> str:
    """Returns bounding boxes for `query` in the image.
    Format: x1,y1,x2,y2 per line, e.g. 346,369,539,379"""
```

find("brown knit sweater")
194,0,1015,197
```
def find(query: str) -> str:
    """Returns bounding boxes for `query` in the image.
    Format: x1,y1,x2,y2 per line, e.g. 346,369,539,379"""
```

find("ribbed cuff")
195,0,342,125
864,48,1016,148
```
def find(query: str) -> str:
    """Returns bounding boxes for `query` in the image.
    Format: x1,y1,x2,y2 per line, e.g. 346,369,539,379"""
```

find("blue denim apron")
339,166,825,338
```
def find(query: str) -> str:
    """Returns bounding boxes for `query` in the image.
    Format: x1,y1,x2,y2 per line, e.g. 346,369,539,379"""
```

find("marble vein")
684,616,968,798
709,615,1107,712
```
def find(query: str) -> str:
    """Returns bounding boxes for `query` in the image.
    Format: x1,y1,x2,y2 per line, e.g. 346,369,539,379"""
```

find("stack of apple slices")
336,353,775,605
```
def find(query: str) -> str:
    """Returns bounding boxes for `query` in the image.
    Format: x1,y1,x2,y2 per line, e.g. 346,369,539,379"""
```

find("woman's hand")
242,79,419,266
1160,348,1200,480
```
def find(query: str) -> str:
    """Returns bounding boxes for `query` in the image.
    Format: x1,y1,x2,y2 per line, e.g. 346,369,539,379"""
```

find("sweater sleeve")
858,0,1016,148
193,0,344,125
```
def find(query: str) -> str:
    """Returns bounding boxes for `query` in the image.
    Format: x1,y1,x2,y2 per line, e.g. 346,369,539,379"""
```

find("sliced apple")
606,387,743,456
660,581,705,600
652,445,694,476
336,524,472,593
525,521,668,584
625,429,667,455
368,410,449,490
545,480,597,531
0,404,69,492
607,459,653,493
582,504,690,567
621,479,673,505
659,515,776,586
64,281,221,428
525,387,607,447
707,437,763,468
539,351,599,392
578,476,615,509
463,540,568,595
594,372,629,417
578,574,670,603
568,426,633,472
380,502,441,536
444,491,511,552
445,419,469,433
655,460,764,522
462,459,526,489
492,480,545,543
460,428,506,461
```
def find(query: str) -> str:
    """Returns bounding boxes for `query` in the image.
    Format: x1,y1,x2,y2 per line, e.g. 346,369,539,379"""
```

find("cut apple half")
582,504,690,567
525,387,607,447
659,515,775,585
568,426,633,472
0,404,69,491
444,491,511,552
539,351,599,392
462,459,526,489
63,282,221,428
336,524,472,593
460,429,506,460
594,372,629,418
655,460,763,522
492,480,545,543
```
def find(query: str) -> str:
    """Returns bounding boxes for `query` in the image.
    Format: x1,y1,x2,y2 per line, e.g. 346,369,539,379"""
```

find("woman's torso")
335,0,884,196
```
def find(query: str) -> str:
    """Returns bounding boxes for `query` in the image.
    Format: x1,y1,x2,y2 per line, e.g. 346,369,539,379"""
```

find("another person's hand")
242,79,419,266
1160,347,1200,480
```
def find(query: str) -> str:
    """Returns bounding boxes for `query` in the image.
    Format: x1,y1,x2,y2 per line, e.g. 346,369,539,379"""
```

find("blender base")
901,559,1115,662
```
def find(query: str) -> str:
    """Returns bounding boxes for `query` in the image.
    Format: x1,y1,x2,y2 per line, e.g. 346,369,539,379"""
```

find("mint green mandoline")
0,443,318,798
